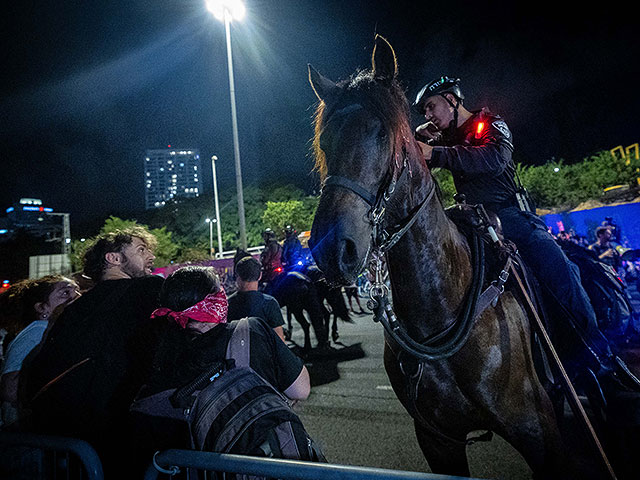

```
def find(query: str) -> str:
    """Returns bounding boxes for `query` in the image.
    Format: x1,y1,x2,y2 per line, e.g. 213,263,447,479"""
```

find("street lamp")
211,155,224,258
206,0,248,250
205,218,215,259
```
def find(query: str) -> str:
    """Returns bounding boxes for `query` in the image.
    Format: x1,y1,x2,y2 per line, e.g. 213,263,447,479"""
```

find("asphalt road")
285,308,533,480
282,280,640,480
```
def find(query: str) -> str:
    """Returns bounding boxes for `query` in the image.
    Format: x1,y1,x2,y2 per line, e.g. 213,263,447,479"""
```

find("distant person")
260,228,283,285
601,216,621,244
281,225,303,270
228,256,286,342
344,284,367,315
0,275,80,427
589,226,622,271
23,226,163,477
130,266,310,472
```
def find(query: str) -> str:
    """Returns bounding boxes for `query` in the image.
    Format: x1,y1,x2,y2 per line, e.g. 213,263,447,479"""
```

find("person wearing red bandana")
129,266,309,472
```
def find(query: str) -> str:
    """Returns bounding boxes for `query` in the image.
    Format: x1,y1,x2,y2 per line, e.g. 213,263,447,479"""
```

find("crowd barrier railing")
0,431,104,480
145,449,480,480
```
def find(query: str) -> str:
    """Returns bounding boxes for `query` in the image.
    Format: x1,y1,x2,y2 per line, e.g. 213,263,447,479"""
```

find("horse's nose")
337,237,360,274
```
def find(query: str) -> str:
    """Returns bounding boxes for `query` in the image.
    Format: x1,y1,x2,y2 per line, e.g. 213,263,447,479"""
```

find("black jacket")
429,108,518,211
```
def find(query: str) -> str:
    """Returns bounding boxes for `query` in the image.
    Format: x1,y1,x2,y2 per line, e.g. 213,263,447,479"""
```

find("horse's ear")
308,64,338,102
371,34,398,83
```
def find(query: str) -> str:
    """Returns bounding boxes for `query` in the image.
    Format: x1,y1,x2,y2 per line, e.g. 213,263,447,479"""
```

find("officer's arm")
430,123,514,175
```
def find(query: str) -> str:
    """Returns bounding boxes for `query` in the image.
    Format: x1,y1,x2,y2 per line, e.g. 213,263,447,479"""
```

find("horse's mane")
312,70,422,182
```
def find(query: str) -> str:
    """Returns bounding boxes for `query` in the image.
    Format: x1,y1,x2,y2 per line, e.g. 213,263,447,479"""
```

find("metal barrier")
145,449,480,480
0,431,104,480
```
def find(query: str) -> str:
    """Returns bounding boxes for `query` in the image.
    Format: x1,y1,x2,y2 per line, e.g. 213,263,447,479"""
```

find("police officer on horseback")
282,225,304,271
412,76,637,389
260,228,283,286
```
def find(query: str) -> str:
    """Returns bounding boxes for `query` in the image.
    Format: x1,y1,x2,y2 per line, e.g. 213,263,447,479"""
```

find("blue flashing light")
6,207,14,213
0,229,7,234
23,206,39,211
44,207,53,212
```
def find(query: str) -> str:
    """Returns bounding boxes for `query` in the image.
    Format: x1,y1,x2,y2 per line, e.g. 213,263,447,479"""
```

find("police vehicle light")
275,267,283,273
297,261,303,266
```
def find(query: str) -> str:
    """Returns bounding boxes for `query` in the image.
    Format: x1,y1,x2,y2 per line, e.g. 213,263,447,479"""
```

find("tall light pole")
47,212,71,255
205,218,214,259
211,155,224,258
206,0,248,250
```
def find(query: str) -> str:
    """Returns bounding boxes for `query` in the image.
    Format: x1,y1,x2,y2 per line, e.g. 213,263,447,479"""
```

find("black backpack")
131,318,325,475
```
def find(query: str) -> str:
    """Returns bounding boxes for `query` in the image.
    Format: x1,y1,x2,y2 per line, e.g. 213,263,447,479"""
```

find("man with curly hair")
23,226,164,476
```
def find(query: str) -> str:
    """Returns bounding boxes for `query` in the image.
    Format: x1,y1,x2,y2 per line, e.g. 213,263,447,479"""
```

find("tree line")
69,149,639,270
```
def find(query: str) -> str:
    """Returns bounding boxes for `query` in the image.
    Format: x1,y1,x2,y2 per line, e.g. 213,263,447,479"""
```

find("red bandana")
151,288,228,328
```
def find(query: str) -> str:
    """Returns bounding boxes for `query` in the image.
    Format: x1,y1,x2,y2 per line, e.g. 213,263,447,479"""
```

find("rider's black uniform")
426,108,612,363
430,108,519,212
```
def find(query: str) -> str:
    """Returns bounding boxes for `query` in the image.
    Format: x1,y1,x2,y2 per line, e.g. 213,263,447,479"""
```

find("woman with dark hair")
0,275,80,426
131,266,310,472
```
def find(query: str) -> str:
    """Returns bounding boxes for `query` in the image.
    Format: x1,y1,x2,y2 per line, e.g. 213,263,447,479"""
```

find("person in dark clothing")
589,226,622,271
130,266,309,474
228,256,286,341
412,76,627,381
21,226,164,477
281,225,303,271
260,228,283,285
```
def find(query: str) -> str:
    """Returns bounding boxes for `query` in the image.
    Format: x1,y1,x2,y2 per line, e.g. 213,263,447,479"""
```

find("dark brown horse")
308,35,580,479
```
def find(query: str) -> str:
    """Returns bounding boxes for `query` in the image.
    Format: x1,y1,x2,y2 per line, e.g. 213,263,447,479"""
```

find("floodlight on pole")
205,0,245,21
205,0,248,250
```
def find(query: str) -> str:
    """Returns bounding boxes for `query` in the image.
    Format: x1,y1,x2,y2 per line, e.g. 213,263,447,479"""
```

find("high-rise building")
144,147,202,209
0,198,62,240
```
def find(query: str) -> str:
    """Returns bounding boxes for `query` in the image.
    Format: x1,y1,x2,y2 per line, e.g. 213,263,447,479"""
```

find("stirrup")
614,356,640,391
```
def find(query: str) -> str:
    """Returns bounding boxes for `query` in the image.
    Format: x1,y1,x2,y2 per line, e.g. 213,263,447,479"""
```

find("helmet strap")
440,93,460,135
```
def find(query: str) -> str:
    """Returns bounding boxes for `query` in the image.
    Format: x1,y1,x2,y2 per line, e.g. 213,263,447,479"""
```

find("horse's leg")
292,308,311,351
285,306,293,341
414,421,470,477
492,388,586,480
304,287,330,348
331,314,339,342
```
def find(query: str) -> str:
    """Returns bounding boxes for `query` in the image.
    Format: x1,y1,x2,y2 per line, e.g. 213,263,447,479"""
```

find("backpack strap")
226,317,250,368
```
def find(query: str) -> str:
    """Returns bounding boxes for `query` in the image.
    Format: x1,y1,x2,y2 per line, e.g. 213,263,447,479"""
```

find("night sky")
2,0,638,231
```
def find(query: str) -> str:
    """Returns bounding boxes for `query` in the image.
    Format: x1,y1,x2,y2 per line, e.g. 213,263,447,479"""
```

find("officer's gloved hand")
415,122,441,143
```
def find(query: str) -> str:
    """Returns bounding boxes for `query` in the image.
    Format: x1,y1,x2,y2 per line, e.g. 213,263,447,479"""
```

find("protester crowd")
0,224,321,479
1,216,638,477
553,217,639,287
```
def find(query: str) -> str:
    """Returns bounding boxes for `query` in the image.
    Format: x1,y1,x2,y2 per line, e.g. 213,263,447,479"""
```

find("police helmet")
263,228,275,239
413,76,464,115
284,225,296,236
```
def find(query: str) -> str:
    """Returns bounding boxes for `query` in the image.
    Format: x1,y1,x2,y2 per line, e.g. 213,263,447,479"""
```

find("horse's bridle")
321,116,486,361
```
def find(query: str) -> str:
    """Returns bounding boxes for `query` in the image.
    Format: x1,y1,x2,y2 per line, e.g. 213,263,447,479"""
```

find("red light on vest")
475,121,485,139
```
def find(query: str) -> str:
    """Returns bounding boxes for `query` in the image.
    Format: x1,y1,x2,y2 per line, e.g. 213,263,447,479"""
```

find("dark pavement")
286,308,532,480
284,281,640,480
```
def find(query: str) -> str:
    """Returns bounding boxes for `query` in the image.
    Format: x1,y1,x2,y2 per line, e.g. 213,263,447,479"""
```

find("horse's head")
308,35,423,285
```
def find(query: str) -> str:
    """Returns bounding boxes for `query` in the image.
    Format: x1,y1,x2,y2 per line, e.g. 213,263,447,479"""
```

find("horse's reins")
323,144,492,361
